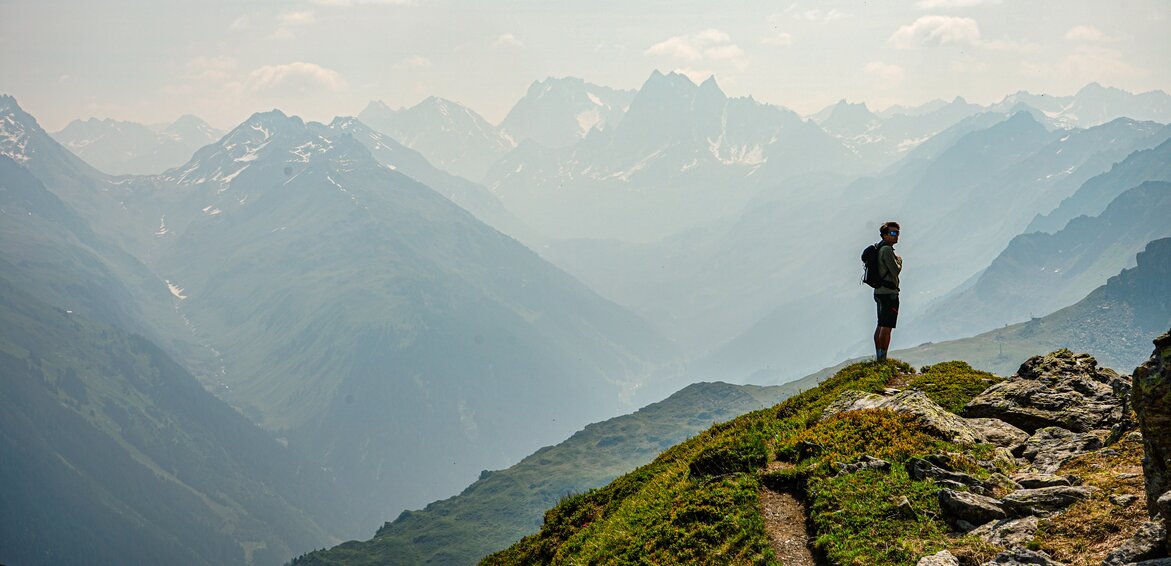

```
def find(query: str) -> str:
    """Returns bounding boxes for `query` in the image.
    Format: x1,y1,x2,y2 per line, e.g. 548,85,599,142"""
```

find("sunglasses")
888,230,899,236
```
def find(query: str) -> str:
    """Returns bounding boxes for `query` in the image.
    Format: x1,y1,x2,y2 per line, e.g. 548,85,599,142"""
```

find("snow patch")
576,109,601,136
202,205,222,216
166,280,187,300
154,215,169,236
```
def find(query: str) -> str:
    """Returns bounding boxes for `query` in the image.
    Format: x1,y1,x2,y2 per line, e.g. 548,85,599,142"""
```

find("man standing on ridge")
873,221,902,362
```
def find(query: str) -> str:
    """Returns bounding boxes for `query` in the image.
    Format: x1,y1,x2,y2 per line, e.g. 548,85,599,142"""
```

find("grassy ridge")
484,360,1010,565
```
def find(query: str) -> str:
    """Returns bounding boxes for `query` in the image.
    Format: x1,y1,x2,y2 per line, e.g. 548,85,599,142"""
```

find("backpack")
861,242,891,288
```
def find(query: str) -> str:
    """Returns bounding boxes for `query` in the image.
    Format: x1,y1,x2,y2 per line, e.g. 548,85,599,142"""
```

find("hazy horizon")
3,0,1170,131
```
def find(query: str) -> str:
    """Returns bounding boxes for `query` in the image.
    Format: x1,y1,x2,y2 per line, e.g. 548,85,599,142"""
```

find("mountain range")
51,115,223,176
4,74,1171,565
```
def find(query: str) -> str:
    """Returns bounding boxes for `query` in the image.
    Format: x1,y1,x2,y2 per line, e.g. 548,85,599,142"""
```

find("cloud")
915,0,1002,8
229,15,251,31
889,15,981,49
761,32,794,47
865,62,906,86
1065,25,1118,43
646,29,749,70
1058,45,1144,80
271,10,315,39
491,33,523,48
247,62,347,93
393,55,433,70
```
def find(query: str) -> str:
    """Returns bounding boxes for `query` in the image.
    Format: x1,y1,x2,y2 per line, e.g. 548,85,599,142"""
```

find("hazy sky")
3,0,1170,131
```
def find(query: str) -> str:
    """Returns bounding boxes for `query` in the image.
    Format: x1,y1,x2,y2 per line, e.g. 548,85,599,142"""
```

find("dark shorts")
875,293,899,328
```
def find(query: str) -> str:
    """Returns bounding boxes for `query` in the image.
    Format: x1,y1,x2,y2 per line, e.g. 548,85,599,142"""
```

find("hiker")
870,221,902,361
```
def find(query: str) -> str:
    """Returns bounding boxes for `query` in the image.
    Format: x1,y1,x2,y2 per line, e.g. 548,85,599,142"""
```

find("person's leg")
875,325,889,360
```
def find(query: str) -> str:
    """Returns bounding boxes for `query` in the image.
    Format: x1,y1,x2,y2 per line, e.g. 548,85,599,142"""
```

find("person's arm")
879,246,900,291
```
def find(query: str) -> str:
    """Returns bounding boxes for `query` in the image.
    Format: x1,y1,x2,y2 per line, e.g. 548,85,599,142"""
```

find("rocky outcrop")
967,418,1030,450
1133,331,1171,514
981,547,1065,565
822,389,986,443
1103,521,1168,565
1016,427,1104,474
969,516,1039,548
963,349,1129,434
918,550,960,566
938,488,1006,527
1000,486,1094,517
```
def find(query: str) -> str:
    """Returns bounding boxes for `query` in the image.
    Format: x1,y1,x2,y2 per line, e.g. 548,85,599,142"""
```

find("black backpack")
861,242,891,288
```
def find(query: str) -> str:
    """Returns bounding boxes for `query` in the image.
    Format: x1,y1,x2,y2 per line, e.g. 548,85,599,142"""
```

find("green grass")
908,361,1002,414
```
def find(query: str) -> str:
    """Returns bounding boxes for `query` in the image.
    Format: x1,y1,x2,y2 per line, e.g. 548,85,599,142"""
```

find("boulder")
969,516,1039,548
1011,473,1073,489
836,455,891,475
967,417,1030,449
1158,490,1171,520
1102,520,1167,566
964,349,1129,434
980,547,1065,565
1133,331,1171,515
939,488,1006,527
823,390,986,444
918,550,961,566
1001,486,1095,517
907,458,983,488
1017,427,1103,474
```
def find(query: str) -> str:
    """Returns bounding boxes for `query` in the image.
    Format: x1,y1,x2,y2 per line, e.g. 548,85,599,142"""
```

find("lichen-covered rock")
1017,427,1103,474
967,417,1030,449
1001,486,1095,517
939,488,1006,527
918,550,961,566
836,455,891,475
907,457,983,487
1102,520,1167,566
963,349,1129,434
1133,331,1171,515
823,389,986,444
969,516,1039,548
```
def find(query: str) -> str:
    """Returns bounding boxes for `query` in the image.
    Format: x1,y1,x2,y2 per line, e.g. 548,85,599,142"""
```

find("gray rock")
1012,472,1073,489
1133,331,1171,515
1002,486,1095,517
1158,490,1171,520
964,349,1128,434
939,488,1006,526
823,389,986,444
968,417,1031,448
1103,520,1168,566
836,455,892,475
981,547,1065,565
1111,494,1141,507
907,457,983,487
918,550,961,566
1018,427,1103,474
969,516,1039,547
1124,559,1171,566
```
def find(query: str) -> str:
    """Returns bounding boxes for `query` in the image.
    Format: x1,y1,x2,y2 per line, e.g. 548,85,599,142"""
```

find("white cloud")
247,62,347,93
761,32,794,47
865,62,906,86
393,55,433,70
1058,46,1144,80
646,29,749,70
889,15,981,49
915,0,1002,8
229,15,251,31
491,33,523,48
1065,25,1118,43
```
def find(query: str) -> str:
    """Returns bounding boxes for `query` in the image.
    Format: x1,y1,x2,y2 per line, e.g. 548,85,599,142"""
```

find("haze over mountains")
4,72,1171,565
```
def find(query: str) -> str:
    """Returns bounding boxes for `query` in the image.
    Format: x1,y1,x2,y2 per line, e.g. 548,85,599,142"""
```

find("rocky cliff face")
1133,330,1171,514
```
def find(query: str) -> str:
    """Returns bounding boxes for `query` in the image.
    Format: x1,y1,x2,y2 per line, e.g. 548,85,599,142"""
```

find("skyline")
3,0,1170,131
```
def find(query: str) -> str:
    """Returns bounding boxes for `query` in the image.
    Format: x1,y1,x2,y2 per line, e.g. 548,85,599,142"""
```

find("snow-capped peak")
0,95,38,164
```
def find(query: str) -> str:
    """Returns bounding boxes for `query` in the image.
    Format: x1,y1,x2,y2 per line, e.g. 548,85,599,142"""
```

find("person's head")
880,221,900,243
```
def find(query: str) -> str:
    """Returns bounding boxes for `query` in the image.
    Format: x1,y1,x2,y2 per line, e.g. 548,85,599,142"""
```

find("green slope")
291,380,810,565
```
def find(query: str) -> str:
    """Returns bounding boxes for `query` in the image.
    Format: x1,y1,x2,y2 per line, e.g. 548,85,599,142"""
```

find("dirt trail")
760,462,816,566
